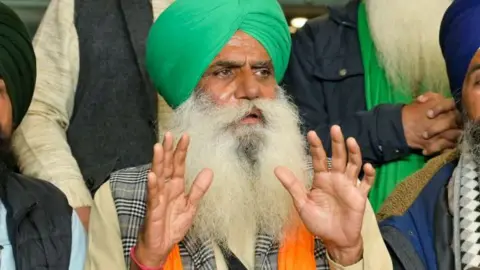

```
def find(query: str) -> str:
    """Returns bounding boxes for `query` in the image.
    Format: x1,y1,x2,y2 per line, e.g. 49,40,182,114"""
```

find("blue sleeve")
69,211,87,270
283,22,410,165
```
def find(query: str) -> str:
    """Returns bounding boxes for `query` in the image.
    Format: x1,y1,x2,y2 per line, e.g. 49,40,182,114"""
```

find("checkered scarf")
452,151,480,270
109,164,330,269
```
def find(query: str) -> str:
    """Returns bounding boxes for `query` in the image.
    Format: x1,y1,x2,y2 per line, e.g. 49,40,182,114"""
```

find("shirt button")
339,68,347,76
378,145,383,152
395,149,400,153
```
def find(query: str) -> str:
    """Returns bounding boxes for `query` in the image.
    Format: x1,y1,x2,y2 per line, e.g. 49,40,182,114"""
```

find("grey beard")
190,90,269,177
462,110,480,165
236,131,265,177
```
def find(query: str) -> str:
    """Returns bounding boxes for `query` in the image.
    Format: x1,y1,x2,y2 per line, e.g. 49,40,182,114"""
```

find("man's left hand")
275,125,375,266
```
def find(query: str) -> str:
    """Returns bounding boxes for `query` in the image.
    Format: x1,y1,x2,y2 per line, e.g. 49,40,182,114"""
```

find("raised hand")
134,132,213,268
275,125,375,266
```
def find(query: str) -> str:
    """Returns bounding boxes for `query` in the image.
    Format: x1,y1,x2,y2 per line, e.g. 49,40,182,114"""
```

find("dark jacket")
0,170,73,270
283,1,409,166
67,0,158,193
377,151,458,270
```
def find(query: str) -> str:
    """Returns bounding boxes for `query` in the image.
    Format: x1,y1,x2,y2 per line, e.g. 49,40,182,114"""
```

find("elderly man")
0,3,86,269
86,0,392,269
378,1,480,270
284,0,462,211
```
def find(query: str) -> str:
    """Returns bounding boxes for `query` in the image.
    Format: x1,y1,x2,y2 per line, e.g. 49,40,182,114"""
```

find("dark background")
5,0,348,35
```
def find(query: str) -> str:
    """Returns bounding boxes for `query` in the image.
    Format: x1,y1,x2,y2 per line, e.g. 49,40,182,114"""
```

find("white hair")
168,88,310,248
365,0,452,96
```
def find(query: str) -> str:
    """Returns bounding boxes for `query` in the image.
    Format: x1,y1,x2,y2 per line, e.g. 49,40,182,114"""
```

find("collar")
327,0,360,29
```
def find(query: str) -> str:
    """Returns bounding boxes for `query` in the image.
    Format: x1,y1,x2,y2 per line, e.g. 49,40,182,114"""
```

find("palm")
300,172,367,247
146,186,196,250
275,126,375,250
137,133,213,267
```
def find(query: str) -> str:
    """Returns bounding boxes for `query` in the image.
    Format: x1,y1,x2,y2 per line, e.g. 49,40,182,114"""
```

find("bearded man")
0,3,86,269
377,1,480,270
284,0,462,212
85,0,392,269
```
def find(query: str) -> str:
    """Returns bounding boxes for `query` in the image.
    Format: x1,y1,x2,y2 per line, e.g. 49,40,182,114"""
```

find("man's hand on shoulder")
402,91,461,156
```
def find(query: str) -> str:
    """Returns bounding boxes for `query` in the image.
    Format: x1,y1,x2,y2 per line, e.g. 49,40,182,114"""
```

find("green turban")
0,3,35,126
146,0,291,108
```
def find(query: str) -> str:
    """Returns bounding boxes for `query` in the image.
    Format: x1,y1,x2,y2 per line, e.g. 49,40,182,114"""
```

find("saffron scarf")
357,2,428,212
162,224,316,269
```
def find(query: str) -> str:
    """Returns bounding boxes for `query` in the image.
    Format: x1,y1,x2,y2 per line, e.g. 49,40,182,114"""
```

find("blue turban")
440,0,480,105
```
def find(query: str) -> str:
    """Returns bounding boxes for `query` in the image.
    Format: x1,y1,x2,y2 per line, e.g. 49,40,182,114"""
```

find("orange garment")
163,224,316,270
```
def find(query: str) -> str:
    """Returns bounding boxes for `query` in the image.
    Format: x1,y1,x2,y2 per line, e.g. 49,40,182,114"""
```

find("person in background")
0,3,86,269
11,0,174,229
86,1,392,269
284,0,462,211
378,1,480,269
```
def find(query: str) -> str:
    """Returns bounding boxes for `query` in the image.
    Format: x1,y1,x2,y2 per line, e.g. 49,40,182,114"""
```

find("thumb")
360,163,375,197
274,166,308,210
188,168,214,206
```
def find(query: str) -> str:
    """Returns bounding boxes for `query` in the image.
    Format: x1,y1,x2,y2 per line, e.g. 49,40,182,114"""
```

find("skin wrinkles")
198,31,276,107
463,51,480,121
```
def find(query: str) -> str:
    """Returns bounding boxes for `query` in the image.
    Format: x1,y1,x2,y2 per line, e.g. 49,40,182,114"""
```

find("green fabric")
0,2,35,126
358,3,427,212
145,0,291,108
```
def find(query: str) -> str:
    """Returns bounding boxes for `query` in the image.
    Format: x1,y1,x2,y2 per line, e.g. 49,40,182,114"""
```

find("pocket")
312,55,363,82
83,157,118,195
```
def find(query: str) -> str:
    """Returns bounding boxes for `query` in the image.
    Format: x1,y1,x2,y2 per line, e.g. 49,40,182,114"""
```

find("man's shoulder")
297,1,358,40
6,173,72,218
377,150,458,221
9,173,70,203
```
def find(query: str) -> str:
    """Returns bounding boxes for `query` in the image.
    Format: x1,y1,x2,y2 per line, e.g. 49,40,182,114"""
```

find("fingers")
426,98,455,119
151,143,165,182
307,131,328,173
416,92,440,103
423,129,461,156
423,140,455,156
146,171,162,211
172,134,190,178
423,111,458,139
162,132,175,179
188,168,214,206
168,134,190,200
345,137,362,184
330,125,347,173
360,163,375,196
440,129,463,142
274,166,308,210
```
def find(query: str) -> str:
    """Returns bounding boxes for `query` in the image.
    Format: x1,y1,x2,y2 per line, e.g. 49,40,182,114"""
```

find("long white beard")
168,88,310,247
365,0,451,96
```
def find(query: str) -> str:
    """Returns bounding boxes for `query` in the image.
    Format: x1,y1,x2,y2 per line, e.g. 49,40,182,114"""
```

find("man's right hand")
133,132,213,269
402,92,461,156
